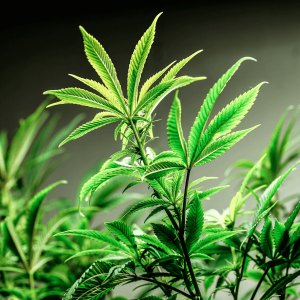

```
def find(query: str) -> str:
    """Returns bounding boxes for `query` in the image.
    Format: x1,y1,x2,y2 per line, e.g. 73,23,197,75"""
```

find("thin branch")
133,275,194,299
250,266,270,300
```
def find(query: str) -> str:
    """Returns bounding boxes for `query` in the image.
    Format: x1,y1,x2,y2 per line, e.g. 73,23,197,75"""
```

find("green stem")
279,262,290,300
179,168,202,299
235,238,251,300
128,116,202,299
128,118,180,297
180,169,191,237
174,204,182,229
128,118,149,166
183,259,195,297
29,272,36,300
134,275,194,299
250,266,270,300
129,117,180,232
179,234,202,299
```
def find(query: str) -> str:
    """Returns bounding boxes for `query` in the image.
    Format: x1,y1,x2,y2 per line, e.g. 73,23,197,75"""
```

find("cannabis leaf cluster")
2,11,300,300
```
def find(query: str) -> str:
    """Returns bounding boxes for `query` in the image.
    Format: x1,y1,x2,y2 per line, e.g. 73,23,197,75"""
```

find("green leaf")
190,231,238,254
65,249,131,262
69,74,122,110
26,180,66,262
54,230,132,255
268,106,293,175
127,13,161,112
45,88,122,114
167,91,188,163
259,258,287,269
80,167,142,214
151,223,182,253
122,180,141,193
144,158,186,179
0,266,26,273
144,206,166,223
253,161,300,224
5,218,29,271
274,219,289,255
59,117,121,147
79,26,125,106
201,82,266,148
0,131,7,178
197,185,229,200
152,151,182,163
279,105,300,156
172,169,185,199
261,216,274,258
188,176,217,189
63,261,118,300
239,154,266,195
7,101,47,177
105,221,137,252
229,191,242,222
188,57,256,165
195,126,259,166
135,79,175,114
138,61,176,102
33,207,97,265
204,275,215,292
147,255,181,269
148,177,172,199
123,198,170,217
285,200,300,231
161,50,203,82
186,193,204,251
260,270,300,300
135,234,173,255
290,226,300,246
143,76,206,117
102,260,135,285
247,202,277,239
190,253,214,261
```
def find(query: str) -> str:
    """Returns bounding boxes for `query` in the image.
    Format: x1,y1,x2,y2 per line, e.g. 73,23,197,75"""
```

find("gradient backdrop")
1,1,300,298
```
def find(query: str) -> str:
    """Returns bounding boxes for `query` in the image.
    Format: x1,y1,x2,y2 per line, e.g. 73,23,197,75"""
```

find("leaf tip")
241,56,257,63
58,140,66,148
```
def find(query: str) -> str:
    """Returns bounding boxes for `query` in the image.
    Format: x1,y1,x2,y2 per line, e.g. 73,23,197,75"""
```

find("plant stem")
129,118,201,299
29,272,36,300
128,117,180,231
250,266,270,300
128,118,182,297
128,118,149,166
179,234,202,299
183,260,195,297
279,262,290,300
180,169,191,237
134,275,194,299
178,168,203,299
234,238,251,300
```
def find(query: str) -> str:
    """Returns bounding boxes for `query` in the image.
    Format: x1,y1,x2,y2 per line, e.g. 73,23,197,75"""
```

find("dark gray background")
1,1,300,297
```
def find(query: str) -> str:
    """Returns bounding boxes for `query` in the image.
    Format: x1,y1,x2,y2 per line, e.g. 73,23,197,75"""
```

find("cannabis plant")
0,97,83,219
224,105,300,220
45,13,300,300
0,103,145,300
